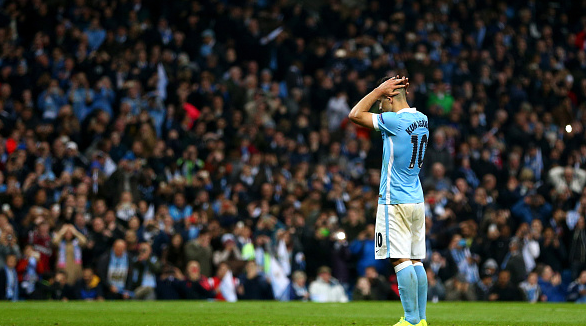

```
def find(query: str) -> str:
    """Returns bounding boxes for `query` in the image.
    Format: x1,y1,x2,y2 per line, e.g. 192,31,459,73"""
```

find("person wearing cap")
308,265,348,302
212,233,243,271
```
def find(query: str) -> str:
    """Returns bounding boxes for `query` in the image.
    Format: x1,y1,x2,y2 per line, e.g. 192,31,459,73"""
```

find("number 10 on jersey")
409,134,428,169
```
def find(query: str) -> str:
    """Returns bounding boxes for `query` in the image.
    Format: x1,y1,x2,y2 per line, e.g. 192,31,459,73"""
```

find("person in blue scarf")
97,239,133,300
0,254,19,301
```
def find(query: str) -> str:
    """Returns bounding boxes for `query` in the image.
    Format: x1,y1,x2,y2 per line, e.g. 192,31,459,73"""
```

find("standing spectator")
569,217,586,280
130,243,161,300
0,254,18,301
308,266,348,303
0,226,21,268
349,224,385,276
97,240,133,300
185,230,212,277
53,224,87,285
501,238,527,285
169,193,193,222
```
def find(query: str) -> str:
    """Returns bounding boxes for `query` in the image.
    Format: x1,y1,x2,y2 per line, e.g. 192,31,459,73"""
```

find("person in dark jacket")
130,242,162,300
237,261,273,300
567,270,586,303
97,239,133,299
488,270,523,301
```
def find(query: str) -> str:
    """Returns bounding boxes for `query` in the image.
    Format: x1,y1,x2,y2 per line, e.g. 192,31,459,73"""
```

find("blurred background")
0,0,585,304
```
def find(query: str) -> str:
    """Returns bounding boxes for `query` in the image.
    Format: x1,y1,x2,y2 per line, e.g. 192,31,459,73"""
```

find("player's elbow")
348,112,357,123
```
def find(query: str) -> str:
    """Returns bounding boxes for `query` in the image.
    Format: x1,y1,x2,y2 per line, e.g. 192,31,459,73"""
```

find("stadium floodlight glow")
566,124,572,133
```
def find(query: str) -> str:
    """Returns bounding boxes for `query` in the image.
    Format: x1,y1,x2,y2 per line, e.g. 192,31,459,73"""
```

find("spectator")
352,277,374,301
130,242,161,300
97,239,133,300
426,269,446,302
489,270,523,301
238,261,273,300
0,254,18,301
185,230,212,277
309,266,348,303
567,270,586,303
53,224,87,285
538,266,567,302
501,238,527,285
569,217,586,280
445,274,476,301
73,268,104,301
289,270,309,301
180,261,215,300
363,266,390,300
349,224,386,276
519,272,541,303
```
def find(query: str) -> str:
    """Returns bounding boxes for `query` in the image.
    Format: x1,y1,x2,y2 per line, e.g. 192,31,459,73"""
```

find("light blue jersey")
372,108,429,205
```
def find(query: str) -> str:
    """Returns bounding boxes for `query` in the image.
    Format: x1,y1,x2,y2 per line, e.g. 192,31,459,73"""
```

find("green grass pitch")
0,301,584,325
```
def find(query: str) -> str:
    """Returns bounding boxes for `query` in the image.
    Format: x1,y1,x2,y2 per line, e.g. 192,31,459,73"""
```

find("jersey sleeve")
372,112,400,135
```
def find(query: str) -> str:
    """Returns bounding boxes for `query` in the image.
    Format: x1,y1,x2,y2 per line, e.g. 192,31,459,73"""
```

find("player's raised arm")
348,77,406,129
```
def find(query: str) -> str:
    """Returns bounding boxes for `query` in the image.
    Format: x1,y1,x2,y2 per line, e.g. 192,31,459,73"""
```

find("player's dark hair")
377,76,393,87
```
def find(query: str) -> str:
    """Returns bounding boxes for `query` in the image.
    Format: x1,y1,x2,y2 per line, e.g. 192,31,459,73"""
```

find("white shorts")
374,203,426,260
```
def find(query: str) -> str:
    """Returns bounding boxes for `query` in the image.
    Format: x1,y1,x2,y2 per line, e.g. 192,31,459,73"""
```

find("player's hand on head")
376,76,406,97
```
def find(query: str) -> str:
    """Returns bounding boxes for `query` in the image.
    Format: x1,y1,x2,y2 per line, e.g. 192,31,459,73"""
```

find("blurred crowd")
1,0,586,303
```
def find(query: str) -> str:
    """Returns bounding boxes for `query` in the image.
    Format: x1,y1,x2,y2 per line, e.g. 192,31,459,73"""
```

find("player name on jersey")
405,120,429,135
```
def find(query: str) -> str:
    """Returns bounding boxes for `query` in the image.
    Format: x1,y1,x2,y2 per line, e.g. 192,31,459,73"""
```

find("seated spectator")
162,233,186,271
476,272,494,301
364,266,390,300
0,226,21,269
519,272,541,303
181,261,215,300
445,274,476,301
16,246,42,299
427,269,446,302
73,268,104,301
130,242,161,300
538,265,566,302
207,262,238,301
423,162,453,192
352,277,373,301
53,224,87,285
548,166,586,196
238,261,273,300
308,266,348,303
567,270,586,303
0,254,19,301
289,270,309,301
185,230,212,277
169,193,193,222
97,240,133,300
213,234,243,269
489,270,523,301
49,271,76,301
